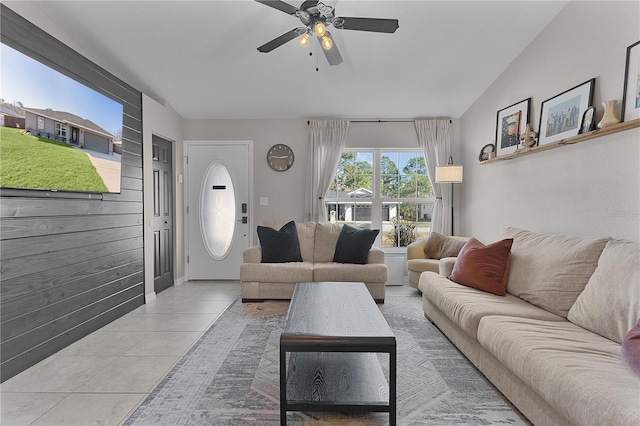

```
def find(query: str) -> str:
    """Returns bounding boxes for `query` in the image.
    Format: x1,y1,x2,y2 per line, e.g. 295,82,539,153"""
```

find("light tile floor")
0,280,241,426
0,281,417,426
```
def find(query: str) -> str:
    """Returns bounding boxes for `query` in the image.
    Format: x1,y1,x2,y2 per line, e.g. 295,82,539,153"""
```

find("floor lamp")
435,156,464,235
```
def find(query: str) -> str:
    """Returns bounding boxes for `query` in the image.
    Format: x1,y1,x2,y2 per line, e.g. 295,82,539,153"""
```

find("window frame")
325,148,435,253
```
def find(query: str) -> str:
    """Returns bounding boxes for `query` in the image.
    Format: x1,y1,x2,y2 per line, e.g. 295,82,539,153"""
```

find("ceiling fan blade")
254,0,299,15
334,17,399,33
318,32,343,66
258,28,306,52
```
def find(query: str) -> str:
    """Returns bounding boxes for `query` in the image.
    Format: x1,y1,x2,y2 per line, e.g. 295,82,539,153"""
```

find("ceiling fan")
255,0,399,66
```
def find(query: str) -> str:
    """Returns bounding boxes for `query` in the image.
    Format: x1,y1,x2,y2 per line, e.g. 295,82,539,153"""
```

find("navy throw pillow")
333,224,380,264
257,221,303,263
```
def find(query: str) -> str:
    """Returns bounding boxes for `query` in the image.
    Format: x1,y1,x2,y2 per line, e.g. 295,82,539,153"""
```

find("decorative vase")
597,100,621,129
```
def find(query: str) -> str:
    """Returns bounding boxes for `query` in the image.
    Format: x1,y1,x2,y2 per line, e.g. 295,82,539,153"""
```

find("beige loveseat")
240,222,388,302
419,227,640,426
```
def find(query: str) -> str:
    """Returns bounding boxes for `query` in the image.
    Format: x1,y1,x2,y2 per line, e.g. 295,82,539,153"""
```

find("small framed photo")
622,40,640,122
538,78,595,145
495,98,531,157
478,143,495,162
579,106,596,134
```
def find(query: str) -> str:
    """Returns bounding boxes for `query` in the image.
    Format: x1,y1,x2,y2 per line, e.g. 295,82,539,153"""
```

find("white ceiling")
22,1,567,120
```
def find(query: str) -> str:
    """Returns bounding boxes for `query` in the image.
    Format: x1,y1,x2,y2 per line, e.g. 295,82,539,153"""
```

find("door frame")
183,140,254,280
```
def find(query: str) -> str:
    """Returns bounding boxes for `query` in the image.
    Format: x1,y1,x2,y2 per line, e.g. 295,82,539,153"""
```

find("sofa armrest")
367,247,385,264
439,257,457,277
407,238,427,260
243,246,262,263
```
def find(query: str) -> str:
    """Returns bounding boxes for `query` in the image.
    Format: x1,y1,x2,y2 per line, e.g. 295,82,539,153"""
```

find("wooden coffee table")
280,282,397,425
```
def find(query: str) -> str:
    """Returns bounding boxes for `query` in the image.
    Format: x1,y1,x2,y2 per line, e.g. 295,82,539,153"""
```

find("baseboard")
174,276,186,286
145,291,157,304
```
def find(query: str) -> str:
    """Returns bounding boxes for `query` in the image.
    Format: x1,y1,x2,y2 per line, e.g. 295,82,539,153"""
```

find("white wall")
459,1,640,243
142,96,184,299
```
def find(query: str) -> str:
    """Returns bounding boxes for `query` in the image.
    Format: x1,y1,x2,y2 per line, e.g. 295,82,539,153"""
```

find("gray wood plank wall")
0,5,145,382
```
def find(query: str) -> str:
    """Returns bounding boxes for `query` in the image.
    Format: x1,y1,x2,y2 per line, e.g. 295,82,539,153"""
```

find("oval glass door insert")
200,161,235,260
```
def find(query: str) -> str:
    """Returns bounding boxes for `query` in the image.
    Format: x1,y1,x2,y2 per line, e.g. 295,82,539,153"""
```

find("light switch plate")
260,197,269,206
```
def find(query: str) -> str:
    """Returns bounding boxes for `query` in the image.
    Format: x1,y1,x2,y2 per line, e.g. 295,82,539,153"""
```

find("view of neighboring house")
0,105,25,129
327,188,434,223
22,107,115,155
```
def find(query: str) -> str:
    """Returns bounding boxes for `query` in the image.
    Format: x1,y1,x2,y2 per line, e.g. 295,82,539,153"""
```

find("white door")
185,141,251,279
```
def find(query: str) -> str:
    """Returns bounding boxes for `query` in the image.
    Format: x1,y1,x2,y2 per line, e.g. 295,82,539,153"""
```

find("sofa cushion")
240,261,314,283
449,238,513,296
313,262,388,283
257,220,303,263
567,239,640,344
366,248,385,264
333,224,379,264
423,232,468,260
622,319,640,376
477,316,640,426
498,227,609,317
419,272,564,339
313,222,343,262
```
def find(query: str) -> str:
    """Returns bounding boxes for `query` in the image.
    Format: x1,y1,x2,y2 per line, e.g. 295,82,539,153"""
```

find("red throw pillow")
622,319,640,377
448,237,513,296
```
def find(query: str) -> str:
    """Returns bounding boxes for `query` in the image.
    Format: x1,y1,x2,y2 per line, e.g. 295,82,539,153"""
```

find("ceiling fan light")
299,33,310,47
315,22,326,37
321,35,333,50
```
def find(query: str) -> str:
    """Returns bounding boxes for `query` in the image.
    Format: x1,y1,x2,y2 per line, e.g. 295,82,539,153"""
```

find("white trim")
144,291,157,304
174,276,186,287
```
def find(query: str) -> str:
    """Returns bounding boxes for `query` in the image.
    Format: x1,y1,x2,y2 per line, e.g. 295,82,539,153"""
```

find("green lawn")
0,127,108,192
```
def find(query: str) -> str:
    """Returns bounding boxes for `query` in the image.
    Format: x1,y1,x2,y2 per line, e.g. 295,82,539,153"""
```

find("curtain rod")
306,119,452,124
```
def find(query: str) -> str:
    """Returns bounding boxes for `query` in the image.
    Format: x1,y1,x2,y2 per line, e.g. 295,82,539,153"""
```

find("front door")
71,127,79,144
186,141,251,280
152,135,174,293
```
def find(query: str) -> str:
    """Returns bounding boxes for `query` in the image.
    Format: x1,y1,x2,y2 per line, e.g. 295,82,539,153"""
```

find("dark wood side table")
280,282,397,425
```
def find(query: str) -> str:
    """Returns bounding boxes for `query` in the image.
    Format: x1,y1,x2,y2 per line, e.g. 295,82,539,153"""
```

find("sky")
0,44,123,135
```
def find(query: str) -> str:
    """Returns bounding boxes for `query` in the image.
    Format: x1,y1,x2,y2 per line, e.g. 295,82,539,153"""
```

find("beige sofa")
240,221,388,302
419,227,640,426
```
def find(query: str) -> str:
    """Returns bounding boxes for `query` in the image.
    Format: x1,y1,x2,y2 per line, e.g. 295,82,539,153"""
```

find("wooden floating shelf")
480,118,640,164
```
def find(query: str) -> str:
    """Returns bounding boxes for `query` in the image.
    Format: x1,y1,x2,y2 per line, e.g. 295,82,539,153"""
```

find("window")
326,150,434,249
37,116,44,132
55,122,67,139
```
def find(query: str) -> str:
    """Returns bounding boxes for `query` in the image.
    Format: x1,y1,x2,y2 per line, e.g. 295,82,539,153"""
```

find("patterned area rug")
125,293,527,425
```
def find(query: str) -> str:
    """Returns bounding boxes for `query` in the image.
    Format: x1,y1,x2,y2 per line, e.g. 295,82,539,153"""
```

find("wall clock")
267,144,294,172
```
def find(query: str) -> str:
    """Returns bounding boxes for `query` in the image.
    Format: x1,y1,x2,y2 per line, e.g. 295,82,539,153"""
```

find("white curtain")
304,120,350,222
415,119,452,235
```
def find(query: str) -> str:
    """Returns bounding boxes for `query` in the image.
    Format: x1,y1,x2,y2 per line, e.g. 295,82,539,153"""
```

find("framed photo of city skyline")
495,98,530,157
538,78,594,146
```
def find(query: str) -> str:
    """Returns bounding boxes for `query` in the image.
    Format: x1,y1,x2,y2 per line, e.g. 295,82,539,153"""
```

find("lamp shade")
435,165,463,183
